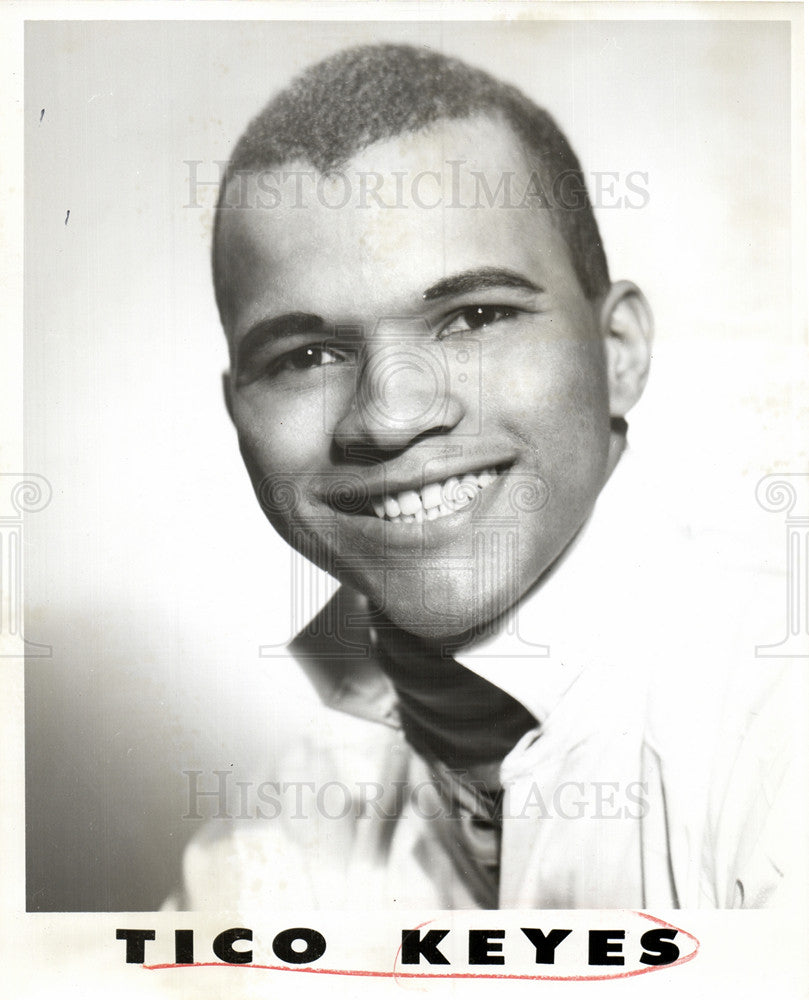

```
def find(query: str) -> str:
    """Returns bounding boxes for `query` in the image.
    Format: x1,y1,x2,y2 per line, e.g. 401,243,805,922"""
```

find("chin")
369,572,520,645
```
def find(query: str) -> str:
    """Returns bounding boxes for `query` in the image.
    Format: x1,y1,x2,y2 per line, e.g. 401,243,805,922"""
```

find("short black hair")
213,43,610,319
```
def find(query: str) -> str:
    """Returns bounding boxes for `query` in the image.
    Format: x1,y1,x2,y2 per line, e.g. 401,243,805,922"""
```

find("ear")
599,280,653,418
222,370,234,422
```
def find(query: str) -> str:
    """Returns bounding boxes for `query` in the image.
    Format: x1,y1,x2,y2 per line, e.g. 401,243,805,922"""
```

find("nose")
332,319,464,455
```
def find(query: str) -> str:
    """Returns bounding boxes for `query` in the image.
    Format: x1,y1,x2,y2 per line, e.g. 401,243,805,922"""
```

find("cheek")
485,332,610,440
232,401,325,546
232,393,328,485
541,357,611,488
486,334,612,532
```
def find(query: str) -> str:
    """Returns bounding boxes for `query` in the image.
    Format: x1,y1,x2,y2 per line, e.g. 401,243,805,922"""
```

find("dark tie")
374,625,538,906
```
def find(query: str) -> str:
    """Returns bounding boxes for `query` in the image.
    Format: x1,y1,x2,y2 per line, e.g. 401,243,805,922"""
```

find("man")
169,43,799,910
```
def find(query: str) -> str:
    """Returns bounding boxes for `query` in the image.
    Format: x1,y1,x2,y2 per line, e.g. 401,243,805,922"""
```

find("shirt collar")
289,586,400,728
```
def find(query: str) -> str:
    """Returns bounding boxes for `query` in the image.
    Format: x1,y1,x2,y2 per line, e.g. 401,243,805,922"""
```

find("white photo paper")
3,4,808,997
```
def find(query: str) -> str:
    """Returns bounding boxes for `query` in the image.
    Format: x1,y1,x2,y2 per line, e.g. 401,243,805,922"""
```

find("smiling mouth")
364,467,501,524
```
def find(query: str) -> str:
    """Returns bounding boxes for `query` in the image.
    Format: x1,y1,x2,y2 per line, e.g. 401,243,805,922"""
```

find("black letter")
401,929,450,965
116,929,155,964
469,930,505,965
589,930,625,966
639,928,680,966
272,928,327,965
213,927,253,965
521,928,572,964
174,929,194,965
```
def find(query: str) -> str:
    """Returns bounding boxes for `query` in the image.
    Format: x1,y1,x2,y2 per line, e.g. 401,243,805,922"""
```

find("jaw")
261,455,598,641
322,510,550,641
348,562,515,641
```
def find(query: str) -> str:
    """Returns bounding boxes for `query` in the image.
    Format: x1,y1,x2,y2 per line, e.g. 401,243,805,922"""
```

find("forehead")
217,116,580,336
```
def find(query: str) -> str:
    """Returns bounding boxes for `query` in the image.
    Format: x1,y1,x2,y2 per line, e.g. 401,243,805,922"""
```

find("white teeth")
459,475,479,500
370,467,500,524
421,482,443,510
442,477,460,505
397,489,422,516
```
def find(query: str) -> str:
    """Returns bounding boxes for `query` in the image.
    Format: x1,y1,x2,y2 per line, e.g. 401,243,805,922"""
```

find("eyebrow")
421,267,544,302
234,268,542,369
235,312,325,370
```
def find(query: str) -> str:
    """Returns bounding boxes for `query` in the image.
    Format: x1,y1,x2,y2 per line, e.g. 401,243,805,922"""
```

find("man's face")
218,116,616,640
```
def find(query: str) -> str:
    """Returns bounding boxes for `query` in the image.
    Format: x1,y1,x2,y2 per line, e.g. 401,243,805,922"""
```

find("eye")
268,343,355,376
438,305,518,339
